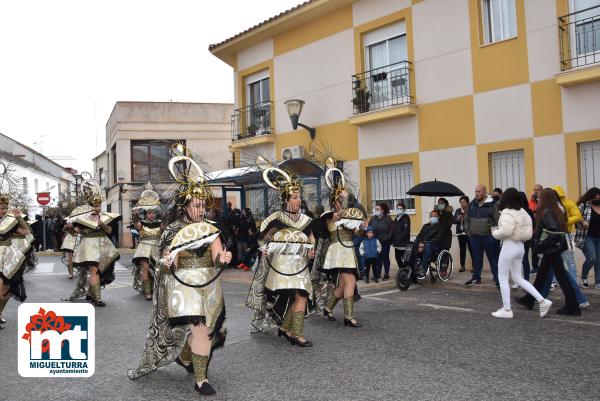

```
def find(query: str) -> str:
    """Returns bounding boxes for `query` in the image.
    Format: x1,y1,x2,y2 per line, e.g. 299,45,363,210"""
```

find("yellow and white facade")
210,0,600,232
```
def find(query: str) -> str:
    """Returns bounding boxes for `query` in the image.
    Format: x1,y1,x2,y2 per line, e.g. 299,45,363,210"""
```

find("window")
34,178,38,193
111,144,117,184
245,184,266,220
22,177,28,195
131,141,179,182
481,0,517,44
489,149,525,192
363,21,410,108
98,167,104,187
368,163,415,213
245,70,271,136
580,140,600,192
46,182,50,191
573,0,600,56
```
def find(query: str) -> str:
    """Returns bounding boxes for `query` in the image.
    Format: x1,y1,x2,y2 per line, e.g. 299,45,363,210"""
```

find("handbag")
534,228,568,255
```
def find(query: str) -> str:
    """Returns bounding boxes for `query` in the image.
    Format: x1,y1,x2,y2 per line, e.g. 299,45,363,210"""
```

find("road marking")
546,318,600,327
419,303,474,312
366,290,398,297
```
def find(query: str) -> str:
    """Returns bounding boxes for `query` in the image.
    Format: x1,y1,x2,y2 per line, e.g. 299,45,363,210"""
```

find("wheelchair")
395,241,453,291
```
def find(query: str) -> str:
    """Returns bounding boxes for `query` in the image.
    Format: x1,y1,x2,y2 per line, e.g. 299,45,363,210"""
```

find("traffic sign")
37,192,51,206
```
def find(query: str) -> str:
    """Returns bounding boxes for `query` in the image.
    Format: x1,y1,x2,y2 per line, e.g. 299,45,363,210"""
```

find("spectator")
528,184,543,212
128,223,139,249
518,192,535,282
53,216,65,251
492,188,503,202
415,210,445,279
491,188,552,319
369,203,394,281
576,187,600,290
33,215,43,251
437,197,454,250
236,208,256,271
44,215,55,250
360,226,381,284
392,202,411,269
538,186,588,307
464,185,500,287
516,189,580,316
454,196,472,272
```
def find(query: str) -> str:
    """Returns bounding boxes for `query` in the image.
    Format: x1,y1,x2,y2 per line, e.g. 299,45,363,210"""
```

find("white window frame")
368,163,415,214
245,70,270,107
569,0,600,63
489,149,525,192
481,0,517,45
579,140,600,192
363,21,410,107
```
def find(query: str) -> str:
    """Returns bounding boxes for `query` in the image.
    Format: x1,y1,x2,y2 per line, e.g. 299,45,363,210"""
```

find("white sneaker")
550,283,557,292
511,283,520,289
580,301,590,308
539,299,553,317
492,308,513,318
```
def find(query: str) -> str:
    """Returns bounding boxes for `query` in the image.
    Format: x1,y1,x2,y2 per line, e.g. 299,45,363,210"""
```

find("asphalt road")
1,254,599,401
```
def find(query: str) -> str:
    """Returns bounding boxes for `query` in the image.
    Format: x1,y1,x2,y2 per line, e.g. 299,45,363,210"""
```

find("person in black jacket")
392,202,411,268
516,189,581,316
437,197,454,250
369,203,394,280
518,192,535,281
415,210,445,278
454,196,472,272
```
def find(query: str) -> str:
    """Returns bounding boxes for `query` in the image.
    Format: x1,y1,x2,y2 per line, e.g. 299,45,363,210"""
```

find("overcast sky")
0,0,302,172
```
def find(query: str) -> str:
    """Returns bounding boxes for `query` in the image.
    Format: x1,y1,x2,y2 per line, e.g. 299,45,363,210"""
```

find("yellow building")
210,0,600,231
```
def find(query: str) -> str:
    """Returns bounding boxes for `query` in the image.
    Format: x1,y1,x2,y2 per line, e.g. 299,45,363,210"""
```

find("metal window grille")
368,163,415,212
246,184,267,220
489,149,525,192
558,3,600,70
580,140,600,192
22,177,28,195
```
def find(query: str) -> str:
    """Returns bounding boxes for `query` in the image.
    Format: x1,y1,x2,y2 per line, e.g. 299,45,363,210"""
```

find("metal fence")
231,101,273,141
351,61,413,115
559,5,600,70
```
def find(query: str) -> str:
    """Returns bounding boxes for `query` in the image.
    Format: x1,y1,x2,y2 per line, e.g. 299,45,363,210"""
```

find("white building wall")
13,165,61,216
357,117,419,159
533,134,568,189
352,0,411,26
237,39,274,71
273,29,355,133
561,81,600,133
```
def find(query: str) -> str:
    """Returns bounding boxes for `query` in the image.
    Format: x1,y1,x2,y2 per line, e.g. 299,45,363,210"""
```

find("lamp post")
284,99,316,140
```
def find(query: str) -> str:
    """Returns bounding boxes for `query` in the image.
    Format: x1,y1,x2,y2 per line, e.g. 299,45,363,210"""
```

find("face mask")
373,209,381,217
430,217,439,224
592,199,600,206
396,208,405,215
436,204,445,211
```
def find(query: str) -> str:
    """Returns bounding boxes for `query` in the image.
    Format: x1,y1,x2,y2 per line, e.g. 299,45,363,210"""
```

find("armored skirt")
60,231,77,252
322,223,359,276
0,217,32,301
128,219,226,380
132,225,161,266
73,228,119,273
246,211,314,332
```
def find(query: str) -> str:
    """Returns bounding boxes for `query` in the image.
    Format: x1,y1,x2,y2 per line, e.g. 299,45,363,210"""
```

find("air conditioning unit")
281,145,304,160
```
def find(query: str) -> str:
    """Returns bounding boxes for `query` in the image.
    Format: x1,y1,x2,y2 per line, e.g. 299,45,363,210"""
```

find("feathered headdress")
135,182,161,210
324,157,347,206
80,173,103,207
168,144,213,207
256,156,303,202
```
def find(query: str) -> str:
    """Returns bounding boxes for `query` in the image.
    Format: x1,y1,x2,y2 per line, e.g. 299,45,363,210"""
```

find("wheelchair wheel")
395,267,412,291
436,250,453,282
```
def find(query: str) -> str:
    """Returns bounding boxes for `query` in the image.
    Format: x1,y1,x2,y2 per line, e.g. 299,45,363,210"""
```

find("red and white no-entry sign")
36,192,51,206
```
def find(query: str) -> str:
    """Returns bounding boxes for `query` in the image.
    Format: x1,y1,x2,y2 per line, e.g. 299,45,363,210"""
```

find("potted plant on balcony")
352,87,370,113
246,123,257,137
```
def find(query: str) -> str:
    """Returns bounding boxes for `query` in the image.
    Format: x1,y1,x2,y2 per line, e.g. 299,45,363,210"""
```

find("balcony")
557,4,600,86
230,101,274,148
349,61,416,126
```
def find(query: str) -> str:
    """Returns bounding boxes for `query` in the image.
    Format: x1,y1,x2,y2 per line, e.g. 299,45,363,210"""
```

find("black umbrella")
407,179,464,197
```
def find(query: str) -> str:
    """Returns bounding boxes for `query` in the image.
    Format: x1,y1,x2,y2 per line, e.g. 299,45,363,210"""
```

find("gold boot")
343,297,361,328
67,261,74,278
280,309,293,332
324,294,340,321
89,284,105,307
192,353,216,395
175,339,194,373
289,311,312,347
142,280,153,300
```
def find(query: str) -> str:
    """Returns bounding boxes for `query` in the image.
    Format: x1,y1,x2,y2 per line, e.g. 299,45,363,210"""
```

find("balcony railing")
559,5,600,71
351,61,413,115
231,101,273,141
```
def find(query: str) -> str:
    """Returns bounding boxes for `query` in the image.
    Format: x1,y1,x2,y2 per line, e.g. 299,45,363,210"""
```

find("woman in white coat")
491,188,552,318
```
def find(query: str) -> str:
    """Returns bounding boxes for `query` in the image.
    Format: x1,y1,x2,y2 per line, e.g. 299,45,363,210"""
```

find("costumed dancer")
60,216,78,279
131,182,163,300
0,162,33,329
128,144,231,396
246,157,316,347
65,180,120,307
320,158,367,328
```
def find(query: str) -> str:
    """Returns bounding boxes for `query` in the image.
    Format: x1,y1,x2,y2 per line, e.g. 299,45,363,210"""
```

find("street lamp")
284,99,316,140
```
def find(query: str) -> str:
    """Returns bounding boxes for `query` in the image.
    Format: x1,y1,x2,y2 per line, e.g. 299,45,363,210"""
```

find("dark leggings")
394,248,405,269
522,251,579,312
458,235,472,268
364,258,378,279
